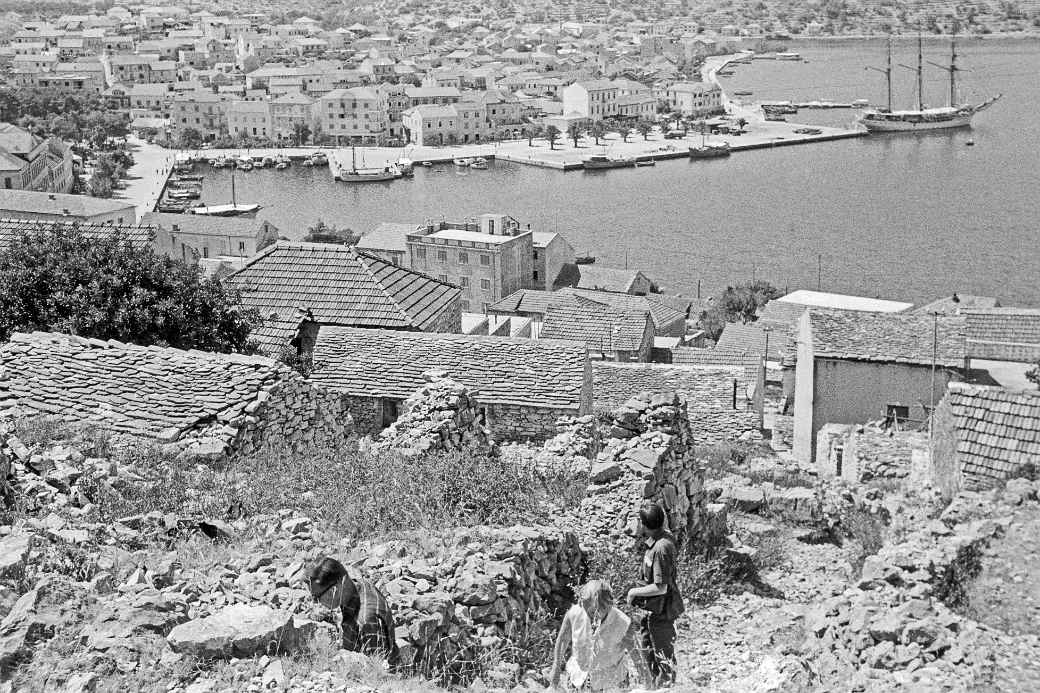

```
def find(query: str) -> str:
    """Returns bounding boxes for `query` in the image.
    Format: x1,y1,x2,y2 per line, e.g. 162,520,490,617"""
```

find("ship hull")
861,112,973,132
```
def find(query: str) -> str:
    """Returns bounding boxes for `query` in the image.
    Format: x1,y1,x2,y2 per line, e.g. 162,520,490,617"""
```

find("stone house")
931,383,1040,497
531,231,574,291
225,242,462,355
227,100,272,139
0,123,74,194
591,362,761,443
793,309,967,464
140,212,278,263
406,215,534,312
311,87,388,146
555,265,654,295
489,288,687,338
308,327,591,442
664,81,723,117
270,91,315,142
540,295,655,362
0,332,352,462
170,91,234,141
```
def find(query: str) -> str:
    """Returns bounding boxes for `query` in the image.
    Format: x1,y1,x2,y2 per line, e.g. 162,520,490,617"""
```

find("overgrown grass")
11,416,112,458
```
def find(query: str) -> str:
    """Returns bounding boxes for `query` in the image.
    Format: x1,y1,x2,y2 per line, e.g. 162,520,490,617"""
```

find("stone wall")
591,362,760,446
568,391,725,554
487,402,572,444
341,395,383,436
428,294,463,335
171,368,353,465
371,372,493,457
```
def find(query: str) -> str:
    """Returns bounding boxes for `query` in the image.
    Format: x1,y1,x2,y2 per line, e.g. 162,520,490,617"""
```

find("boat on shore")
860,36,1001,134
582,154,635,170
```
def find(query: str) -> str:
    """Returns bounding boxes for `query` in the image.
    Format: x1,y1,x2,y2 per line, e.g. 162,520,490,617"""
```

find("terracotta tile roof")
539,296,652,354
0,218,156,249
0,331,286,441
226,242,460,332
489,288,684,334
965,308,1040,363
945,383,1040,482
310,327,588,410
809,309,966,367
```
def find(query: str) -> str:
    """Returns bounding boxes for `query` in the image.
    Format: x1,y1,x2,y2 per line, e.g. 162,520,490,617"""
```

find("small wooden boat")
421,161,433,167
167,189,200,200
309,153,328,165
634,158,656,167
189,203,261,217
454,158,473,167
469,157,489,169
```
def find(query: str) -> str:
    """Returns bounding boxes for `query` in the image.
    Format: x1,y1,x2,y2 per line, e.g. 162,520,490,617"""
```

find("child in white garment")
549,580,648,691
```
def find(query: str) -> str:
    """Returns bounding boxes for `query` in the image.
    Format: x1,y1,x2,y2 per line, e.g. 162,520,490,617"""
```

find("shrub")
844,506,886,575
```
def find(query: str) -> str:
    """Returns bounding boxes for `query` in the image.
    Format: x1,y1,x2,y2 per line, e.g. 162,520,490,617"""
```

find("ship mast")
928,37,959,107
898,31,925,111
866,36,893,111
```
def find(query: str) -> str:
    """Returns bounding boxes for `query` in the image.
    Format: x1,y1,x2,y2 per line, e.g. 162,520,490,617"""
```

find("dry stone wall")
487,402,569,443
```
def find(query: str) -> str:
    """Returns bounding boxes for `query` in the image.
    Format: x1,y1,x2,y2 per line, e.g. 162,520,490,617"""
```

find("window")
202,247,209,258
416,247,426,259
885,404,910,427
533,250,539,260
438,274,448,282
488,219,495,234
479,254,490,266
460,276,469,287
480,279,491,291
238,241,246,253
533,270,539,281
437,249,447,261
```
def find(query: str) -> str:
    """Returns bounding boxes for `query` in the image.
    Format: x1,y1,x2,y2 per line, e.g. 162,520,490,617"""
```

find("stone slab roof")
913,295,1000,316
226,242,460,332
0,218,155,250
965,308,1040,363
671,346,761,384
489,288,684,334
809,309,966,367
357,222,414,254
310,327,588,410
567,265,647,294
945,383,1040,482
715,321,788,362
592,362,749,410
539,297,651,353
0,332,286,441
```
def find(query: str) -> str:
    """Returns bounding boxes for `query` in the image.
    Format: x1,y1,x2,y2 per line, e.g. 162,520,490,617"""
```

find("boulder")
0,534,33,580
721,485,766,513
166,605,297,659
590,461,623,484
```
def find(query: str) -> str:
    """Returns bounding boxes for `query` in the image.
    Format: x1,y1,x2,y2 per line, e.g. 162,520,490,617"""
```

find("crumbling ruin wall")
573,391,726,554
370,372,493,457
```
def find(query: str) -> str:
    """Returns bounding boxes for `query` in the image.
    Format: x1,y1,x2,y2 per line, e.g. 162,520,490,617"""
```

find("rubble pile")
573,392,725,553
708,474,821,525
800,479,1040,690
370,372,493,458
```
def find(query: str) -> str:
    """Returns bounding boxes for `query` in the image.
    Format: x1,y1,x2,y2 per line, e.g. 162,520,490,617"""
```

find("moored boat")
777,52,801,60
582,154,635,169
396,158,415,176
236,157,253,171
689,142,731,159
469,157,489,169
634,158,656,167
308,152,328,165
189,203,261,217
454,157,474,167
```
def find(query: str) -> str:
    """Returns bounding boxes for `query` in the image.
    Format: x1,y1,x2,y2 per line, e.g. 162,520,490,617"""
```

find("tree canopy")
0,225,259,352
700,280,782,341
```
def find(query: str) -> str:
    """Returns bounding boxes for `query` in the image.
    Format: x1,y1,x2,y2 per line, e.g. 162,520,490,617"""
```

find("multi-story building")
228,100,272,139
404,85,461,107
106,54,177,85
311,87,387,145
270,91,315,142
406,214,535,313
0,123,74,193
378,83,410,143
170,91,234,141
665,81,723,117
561,79,619,119
128,83,173,114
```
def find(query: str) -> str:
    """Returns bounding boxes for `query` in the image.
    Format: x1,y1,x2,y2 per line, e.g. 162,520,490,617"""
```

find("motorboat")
454,158,474,167
236,157,253,171
634,158,656,167
469,157,489,169
396,158,415,176
582,154,635,169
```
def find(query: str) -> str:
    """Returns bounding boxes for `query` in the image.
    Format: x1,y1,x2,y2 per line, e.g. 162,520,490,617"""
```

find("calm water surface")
199,38,1040,305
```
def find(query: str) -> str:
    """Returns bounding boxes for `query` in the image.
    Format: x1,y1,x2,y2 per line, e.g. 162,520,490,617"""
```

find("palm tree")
737,118,748,133
545,125,561,150
566,121,583,148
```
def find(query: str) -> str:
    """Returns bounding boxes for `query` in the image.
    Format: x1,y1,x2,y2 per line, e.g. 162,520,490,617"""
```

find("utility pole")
697,279,701,299
816,254,822,291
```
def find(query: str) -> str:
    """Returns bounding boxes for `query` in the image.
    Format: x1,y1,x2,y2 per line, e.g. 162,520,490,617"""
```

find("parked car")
664,130,685,139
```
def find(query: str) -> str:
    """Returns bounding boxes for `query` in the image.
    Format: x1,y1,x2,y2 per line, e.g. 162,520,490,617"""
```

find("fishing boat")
339,147,400,182
634,158,656,167
469,157,489,169
761,101,798,115
261,156,276,168
575,255,596,265
689,128,731,159
860,36,1001,133
173,161,194,173
396,158,415,177
582,154,635,170
274,155,291,170
171,174,203,182
157,201,190,213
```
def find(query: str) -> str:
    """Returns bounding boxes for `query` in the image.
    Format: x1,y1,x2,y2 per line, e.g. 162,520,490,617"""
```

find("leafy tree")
545,125,561,150
566,121,583,148
699,280,782,341
177,127,204,149
0,224,259,352
589,120,605,145
1027,361,1040,389
303,220,360,245
737,117,748,132
635,119,654,140
525,124,542,146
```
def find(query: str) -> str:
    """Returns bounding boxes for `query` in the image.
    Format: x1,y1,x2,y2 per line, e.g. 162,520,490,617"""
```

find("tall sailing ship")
860,36,1001,133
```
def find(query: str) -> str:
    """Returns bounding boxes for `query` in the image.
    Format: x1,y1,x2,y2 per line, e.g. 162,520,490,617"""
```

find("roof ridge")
351,251,414,325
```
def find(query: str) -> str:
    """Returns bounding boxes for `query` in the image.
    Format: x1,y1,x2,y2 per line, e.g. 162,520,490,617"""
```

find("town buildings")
664,81,723,117
0,124,74,194
140,212,278,264
0,190,135,223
